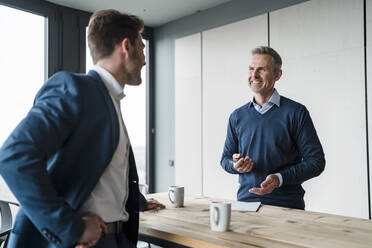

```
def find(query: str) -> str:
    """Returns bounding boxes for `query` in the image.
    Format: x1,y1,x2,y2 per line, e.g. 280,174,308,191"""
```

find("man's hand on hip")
233,153,253,173
249,174,280,195
75,212,107,248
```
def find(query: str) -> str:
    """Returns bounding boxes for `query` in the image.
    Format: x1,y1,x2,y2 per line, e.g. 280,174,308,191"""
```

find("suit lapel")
128,146,138,181
88,70,138,185
87,70,119,153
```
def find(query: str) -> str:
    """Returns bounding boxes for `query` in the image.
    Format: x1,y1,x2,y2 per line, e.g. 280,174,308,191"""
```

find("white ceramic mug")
168,186,184,207
210,201,231,232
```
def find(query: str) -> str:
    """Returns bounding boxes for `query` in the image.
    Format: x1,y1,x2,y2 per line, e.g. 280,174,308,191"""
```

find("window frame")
142,27,155,193
0,0,54,79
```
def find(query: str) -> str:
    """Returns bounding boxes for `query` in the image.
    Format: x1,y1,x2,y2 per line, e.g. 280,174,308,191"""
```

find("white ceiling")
45,0,231,27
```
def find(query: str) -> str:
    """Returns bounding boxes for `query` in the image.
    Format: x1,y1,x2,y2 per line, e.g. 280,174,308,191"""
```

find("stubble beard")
127,51,144,86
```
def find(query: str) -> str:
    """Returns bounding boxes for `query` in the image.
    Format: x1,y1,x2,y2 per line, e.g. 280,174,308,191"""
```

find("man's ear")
274,69,282,81
120,38,131,56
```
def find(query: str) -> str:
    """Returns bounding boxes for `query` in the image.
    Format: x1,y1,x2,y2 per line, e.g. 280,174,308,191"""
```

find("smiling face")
248,54,282,101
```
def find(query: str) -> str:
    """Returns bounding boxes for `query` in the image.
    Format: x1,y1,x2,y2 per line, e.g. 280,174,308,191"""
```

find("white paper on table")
231,201,261,212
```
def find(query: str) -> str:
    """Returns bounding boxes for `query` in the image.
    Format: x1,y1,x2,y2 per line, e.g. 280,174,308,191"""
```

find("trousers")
92,233,136,248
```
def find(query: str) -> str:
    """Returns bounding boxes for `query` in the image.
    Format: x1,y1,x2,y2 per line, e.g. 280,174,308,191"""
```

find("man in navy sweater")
221,46,325,210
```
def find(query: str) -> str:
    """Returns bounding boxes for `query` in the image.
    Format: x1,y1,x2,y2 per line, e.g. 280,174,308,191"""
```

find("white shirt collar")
93,65,125,100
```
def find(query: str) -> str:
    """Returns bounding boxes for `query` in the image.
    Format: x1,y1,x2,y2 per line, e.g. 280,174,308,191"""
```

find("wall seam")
267,12,270,46
364,0,371,220
201,32,204,196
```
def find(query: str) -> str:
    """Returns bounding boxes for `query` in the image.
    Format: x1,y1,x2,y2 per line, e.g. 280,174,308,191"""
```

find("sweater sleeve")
220,113,240,174
279,106,325,186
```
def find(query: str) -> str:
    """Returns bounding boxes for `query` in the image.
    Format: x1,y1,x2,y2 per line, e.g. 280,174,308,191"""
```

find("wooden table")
139,193,372,248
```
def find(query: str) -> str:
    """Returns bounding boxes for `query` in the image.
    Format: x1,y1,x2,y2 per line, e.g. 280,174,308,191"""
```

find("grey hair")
252,46,282,72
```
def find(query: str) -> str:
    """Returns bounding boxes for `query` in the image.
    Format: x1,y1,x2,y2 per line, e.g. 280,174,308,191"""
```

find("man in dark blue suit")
0,9,163,248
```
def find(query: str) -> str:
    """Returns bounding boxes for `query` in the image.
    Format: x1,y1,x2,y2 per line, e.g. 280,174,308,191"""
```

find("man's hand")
233,153,253,173
249,174,280,195
146,198,165,211
75,212,107,248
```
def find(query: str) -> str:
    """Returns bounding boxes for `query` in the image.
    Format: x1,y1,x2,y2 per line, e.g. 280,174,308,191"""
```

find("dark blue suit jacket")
0,70,141,247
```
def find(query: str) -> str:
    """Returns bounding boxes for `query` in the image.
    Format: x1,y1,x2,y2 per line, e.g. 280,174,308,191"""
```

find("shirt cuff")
274,173,283,187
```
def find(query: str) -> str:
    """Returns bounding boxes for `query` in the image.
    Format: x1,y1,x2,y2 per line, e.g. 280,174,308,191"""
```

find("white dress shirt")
79,65,131,222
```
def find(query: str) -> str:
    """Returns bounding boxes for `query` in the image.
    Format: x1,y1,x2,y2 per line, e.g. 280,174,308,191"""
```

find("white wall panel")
202,15,268,199
270,0,367,218
175,33,203,195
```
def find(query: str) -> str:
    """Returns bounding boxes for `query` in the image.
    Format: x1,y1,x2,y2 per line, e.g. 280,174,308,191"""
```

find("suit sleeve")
138,192,148,212
220,113,240,174
278,106,325,186
0,72,85,247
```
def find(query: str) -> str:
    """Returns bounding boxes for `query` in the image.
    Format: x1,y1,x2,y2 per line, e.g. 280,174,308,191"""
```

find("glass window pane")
86,35,148,186
122,54,147,185
0,5,46,201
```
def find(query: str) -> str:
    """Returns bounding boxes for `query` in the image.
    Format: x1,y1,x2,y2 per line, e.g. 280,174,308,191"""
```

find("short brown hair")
88,10,144,64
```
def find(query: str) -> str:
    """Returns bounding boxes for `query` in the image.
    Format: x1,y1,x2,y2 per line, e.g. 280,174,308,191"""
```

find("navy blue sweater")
221,96,325,209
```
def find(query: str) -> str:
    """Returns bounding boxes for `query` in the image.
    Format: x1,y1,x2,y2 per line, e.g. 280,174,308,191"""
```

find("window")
123,54,148,186
0,4,46,200
86,37,149,186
